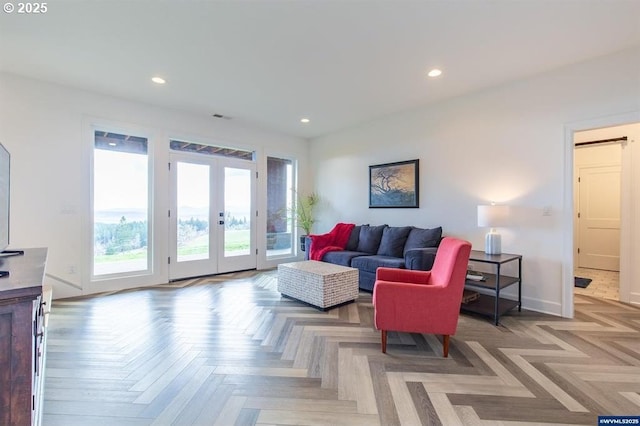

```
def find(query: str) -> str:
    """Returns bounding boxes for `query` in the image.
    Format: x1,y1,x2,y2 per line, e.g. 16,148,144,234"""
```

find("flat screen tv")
0,142,9,253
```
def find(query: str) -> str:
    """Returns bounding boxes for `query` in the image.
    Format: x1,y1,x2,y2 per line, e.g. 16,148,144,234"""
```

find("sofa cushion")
322,250,369,267
377,226,412,258
356,225,387,254
403,226,442,255
345,225,362,251
351,255,405,273
404,247,438,270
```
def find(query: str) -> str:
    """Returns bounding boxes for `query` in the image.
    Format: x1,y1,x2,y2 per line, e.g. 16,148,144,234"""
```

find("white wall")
310,46,640,317
0,72,310,299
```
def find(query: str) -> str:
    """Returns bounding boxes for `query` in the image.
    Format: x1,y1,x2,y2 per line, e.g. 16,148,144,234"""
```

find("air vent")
212,113,231,120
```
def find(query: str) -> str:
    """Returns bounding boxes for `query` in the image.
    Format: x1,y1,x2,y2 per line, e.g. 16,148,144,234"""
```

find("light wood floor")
43,270,640,425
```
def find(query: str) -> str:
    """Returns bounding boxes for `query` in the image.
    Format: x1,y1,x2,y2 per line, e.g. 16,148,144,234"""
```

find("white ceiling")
1,0,639,139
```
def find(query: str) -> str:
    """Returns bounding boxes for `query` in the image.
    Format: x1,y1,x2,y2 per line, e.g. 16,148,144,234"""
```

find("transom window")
170,140,254,160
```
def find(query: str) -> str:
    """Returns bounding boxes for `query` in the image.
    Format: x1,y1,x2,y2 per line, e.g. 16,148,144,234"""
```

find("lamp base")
485,232,502,255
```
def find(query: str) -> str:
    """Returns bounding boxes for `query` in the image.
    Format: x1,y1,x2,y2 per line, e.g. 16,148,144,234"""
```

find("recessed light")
427,69,442,78
300,118,310,123
151,76,166,84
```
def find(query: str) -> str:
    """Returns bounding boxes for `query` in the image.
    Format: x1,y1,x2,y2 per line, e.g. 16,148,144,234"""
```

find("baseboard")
628,291,640,306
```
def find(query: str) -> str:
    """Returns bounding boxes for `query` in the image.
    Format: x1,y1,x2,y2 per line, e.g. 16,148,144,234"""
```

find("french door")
169,153,256,280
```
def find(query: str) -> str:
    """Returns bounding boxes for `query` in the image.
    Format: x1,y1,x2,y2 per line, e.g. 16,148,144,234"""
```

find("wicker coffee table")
277,260,359,310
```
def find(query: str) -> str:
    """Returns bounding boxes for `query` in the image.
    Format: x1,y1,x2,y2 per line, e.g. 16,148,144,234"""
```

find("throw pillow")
403,226,443,255
377,226,412,258
345,225,361,251
356,225,387,254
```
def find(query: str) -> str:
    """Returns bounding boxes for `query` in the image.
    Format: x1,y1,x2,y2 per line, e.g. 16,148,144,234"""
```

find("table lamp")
477,204,510,255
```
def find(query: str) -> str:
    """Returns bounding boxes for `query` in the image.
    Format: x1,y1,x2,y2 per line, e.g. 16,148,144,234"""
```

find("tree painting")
369,160,419,208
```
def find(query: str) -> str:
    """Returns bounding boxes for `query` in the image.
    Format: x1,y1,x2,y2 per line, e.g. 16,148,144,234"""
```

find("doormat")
574,277,592,288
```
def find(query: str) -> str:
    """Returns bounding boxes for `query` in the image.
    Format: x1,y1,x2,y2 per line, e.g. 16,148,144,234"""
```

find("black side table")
461,250,522,325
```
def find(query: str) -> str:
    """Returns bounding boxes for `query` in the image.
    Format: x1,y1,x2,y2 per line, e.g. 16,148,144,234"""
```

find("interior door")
577,164,621,271
169,154,256,280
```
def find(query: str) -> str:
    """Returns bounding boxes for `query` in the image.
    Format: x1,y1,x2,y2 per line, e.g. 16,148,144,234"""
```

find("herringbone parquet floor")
43,270,640,425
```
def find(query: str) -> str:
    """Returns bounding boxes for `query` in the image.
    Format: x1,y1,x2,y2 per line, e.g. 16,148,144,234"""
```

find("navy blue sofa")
305,224,442,292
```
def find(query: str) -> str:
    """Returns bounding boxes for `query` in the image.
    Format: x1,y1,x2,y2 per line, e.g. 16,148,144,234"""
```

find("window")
266,156,294,257
223,166,252,257
176,162,210,262
170,139,254,160
93,131,150,276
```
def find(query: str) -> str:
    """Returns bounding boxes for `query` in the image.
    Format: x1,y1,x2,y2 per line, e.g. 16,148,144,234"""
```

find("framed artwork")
369,159,419,208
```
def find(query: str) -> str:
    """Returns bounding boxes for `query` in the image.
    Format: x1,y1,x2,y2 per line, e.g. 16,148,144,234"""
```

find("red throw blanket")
309,223,356,261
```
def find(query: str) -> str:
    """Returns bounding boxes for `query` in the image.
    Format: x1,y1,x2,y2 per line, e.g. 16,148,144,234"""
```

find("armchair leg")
443,335,450,358
381,330,387,353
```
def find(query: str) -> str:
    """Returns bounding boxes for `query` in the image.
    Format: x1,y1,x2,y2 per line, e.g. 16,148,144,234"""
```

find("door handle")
219,220,224,225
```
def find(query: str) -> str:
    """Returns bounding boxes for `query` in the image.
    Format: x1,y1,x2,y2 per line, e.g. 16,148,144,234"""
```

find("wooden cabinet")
0,248,48,426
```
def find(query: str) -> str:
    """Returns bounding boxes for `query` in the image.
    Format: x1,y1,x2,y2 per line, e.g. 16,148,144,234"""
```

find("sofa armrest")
404,247,438,271
376,267,431,284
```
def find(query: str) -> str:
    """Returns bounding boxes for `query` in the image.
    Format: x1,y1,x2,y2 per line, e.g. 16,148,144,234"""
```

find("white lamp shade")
478,204,510,254
477,205,510,228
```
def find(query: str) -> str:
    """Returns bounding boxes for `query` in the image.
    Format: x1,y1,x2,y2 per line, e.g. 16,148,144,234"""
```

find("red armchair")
372,237,472,357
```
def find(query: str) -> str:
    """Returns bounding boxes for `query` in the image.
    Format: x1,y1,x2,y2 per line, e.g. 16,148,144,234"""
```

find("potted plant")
294,191,319,251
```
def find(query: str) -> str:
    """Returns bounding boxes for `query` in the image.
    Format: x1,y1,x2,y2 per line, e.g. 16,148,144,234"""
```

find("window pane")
266,157,293,257
224,167,251,257
177,162,210,262
93,131,149,276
